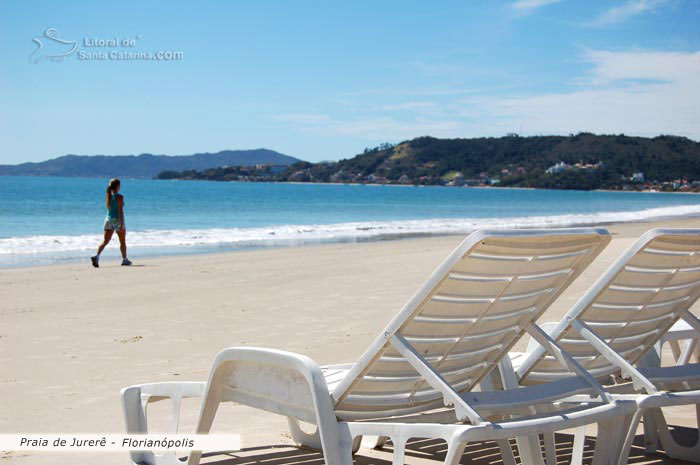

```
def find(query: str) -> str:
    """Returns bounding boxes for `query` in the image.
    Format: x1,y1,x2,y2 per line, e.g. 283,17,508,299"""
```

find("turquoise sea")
1,176,699,266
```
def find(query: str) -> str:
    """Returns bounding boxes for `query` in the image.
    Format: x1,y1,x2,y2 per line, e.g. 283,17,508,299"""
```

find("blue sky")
1,0,699,164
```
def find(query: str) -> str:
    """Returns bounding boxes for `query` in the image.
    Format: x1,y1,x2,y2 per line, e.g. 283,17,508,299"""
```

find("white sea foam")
2,204,700,257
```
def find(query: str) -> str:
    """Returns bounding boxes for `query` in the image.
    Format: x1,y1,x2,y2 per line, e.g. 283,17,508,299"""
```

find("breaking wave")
3,204,700,260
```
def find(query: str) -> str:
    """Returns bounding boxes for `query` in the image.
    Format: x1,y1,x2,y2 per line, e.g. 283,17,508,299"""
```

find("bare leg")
97,229,114,255
116,228,127,259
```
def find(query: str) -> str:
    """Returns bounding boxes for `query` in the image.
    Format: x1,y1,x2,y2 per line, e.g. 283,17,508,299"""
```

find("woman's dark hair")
106,178,121,209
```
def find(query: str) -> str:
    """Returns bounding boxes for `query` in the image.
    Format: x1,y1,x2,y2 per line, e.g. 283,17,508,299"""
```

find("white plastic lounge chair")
121,228,634,465
508,228,700,464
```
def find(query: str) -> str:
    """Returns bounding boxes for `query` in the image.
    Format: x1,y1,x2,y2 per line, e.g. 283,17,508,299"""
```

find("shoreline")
3,216,700,273
5,213,700,270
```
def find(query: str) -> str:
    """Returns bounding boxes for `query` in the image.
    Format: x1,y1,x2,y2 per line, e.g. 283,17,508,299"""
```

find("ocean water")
1,176,699,266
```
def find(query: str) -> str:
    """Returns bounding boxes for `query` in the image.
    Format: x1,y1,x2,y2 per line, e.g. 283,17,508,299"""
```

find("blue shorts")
104,217,123,231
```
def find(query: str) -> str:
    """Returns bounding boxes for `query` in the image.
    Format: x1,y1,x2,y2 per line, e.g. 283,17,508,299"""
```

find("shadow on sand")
195,426,698,465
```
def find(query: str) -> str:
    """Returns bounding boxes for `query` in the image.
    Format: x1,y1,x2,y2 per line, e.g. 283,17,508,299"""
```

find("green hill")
283,133,700,190
157,133,700,191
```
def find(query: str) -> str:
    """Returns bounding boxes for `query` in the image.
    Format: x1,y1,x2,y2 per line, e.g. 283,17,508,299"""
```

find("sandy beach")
3,218,700,465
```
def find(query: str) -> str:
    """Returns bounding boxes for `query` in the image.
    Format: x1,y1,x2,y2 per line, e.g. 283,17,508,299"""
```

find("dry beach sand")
2,218,700,464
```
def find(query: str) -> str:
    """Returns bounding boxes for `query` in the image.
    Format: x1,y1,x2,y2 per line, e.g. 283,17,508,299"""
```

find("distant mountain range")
0,149,302,178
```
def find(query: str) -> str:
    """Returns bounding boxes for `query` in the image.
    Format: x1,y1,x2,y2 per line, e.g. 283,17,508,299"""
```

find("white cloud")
270,49,700,145
593,0,669,25
581,49,699,84
510,0,561,12
474,49,700,139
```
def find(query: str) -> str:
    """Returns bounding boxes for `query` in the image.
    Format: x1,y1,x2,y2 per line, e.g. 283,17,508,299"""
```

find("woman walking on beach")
91,178,132,267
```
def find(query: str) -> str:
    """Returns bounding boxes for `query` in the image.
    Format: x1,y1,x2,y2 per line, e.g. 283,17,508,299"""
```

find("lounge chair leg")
535,404,556,465
121,386,156,465
328,423,356,465
542,432,556,465
337,438,356,465
617,409,643,465
496,439,517,465
318,426,354,464
669,340,682,362
591,413,633,465
570,425,586,465
516,435,546,465
645,405,700,462
391,435,408,465
678,339,697,365
186,386,225,465
351,435,362,454
443,439,466,465
287,417,322,449
642,409,659,454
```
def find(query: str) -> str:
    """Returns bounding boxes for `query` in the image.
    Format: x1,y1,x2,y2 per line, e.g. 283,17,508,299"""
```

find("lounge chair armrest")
203,347,334,424
121,381,207,434
173,347,350,465
205,348,352,451
121,381,207,465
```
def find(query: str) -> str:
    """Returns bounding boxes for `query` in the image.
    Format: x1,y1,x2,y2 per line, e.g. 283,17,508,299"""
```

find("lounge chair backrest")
517,229,700,385
332,228,610,419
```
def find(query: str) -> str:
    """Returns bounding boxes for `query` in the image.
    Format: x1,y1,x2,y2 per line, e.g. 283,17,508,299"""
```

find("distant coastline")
155,133,700,192
0,148,300,179
279,181,693,194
